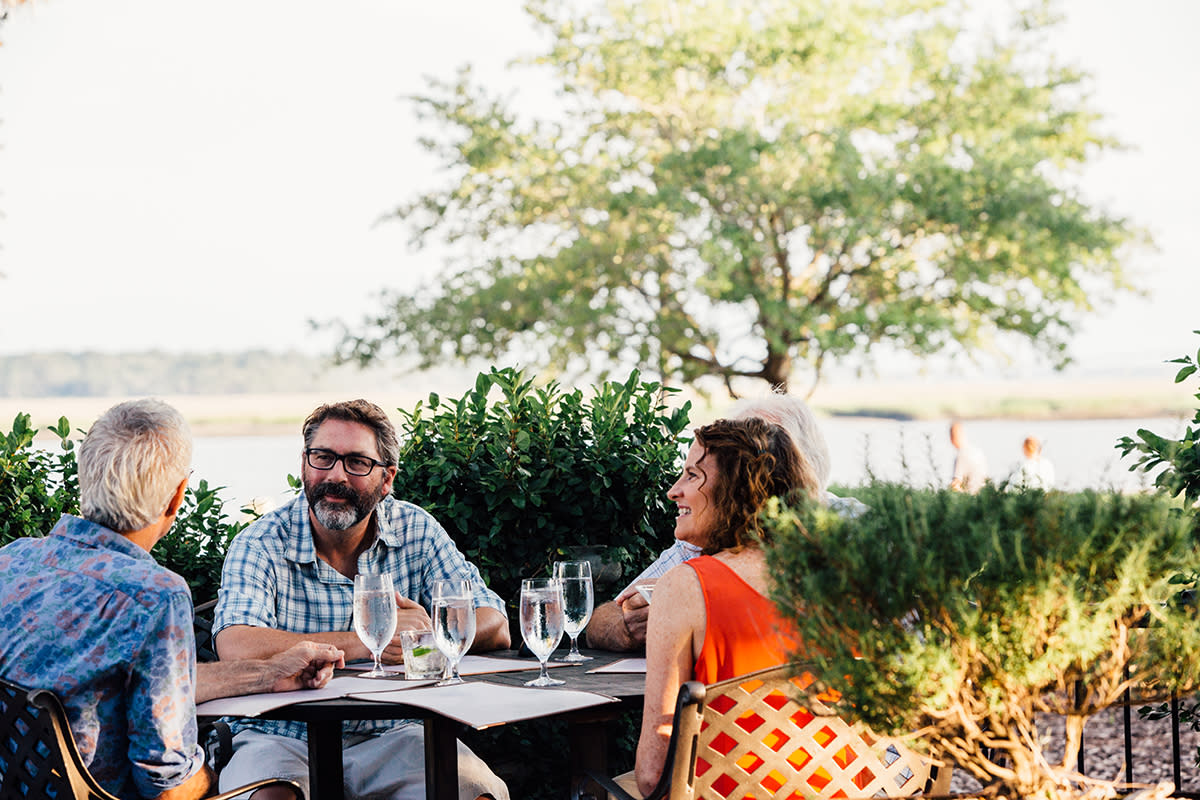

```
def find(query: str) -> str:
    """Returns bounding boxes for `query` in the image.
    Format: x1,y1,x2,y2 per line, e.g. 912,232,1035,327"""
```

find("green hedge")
390,367,690,799
0,412,244,604
765,483,1200,798
391,366,691,617
0,369,693,800
0,413,77,547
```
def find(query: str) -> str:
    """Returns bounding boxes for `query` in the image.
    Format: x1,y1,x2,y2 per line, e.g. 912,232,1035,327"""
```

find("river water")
190,415,1189,514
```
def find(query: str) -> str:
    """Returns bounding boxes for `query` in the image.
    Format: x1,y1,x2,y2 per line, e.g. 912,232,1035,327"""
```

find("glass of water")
432,578,476,686
353,573,398,677
553,560,594,662
520,577,566,687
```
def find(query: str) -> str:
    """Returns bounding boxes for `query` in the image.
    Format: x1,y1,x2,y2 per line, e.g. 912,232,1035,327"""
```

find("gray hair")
731,393,831,492
79,399,193,533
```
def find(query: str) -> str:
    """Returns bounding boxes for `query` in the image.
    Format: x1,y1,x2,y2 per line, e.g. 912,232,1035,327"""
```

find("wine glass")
553,560,594,662
432,578,476,686
353,573,398,677
520,577,566,687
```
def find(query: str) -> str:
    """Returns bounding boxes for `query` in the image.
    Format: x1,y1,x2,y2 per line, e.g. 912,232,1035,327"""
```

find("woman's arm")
634,564,706,796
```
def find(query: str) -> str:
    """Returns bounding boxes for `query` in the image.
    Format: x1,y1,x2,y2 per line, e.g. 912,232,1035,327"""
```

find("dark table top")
481,648,645,701
255,646,646,725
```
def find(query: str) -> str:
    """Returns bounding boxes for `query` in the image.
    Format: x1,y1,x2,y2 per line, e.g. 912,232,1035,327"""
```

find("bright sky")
1,0,1197,378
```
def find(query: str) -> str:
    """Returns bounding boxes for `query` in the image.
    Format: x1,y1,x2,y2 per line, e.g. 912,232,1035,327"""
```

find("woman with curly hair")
626,416,820,796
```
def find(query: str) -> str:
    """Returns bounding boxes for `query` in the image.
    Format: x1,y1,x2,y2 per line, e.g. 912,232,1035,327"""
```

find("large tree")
338,0,1142,394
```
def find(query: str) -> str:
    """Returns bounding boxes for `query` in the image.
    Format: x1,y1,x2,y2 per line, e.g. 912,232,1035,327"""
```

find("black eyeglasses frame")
303,447,388,477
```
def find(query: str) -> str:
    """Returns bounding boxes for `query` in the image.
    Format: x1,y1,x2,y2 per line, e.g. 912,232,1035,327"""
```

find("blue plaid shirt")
0,516,205,799
214,493,505,741
618,539,702,598
619,493,868,598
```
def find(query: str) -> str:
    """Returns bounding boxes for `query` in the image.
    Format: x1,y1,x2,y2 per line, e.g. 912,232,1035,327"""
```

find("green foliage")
339,0,1143,393
1117,330,1200,504
391,366,691,615
765,484,1200,798
389,367,687,800
0,413,248,606
0,413,78,546
154,479,250,606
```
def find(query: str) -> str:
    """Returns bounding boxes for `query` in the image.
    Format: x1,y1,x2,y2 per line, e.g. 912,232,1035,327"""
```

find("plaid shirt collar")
283,493,409,566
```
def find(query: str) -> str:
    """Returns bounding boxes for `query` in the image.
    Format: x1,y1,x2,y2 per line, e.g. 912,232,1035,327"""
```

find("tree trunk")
760,350,792,391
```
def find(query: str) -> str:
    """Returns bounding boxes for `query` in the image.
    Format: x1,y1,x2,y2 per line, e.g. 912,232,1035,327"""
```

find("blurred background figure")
949,421,988,494
1010,435,1056,490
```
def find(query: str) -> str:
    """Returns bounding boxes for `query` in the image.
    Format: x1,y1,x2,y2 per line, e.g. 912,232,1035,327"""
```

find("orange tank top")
689,555,800,684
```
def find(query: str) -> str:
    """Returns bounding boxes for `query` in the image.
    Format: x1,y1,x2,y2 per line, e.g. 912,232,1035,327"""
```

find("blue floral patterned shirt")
214,493,506,741
0,515,205,799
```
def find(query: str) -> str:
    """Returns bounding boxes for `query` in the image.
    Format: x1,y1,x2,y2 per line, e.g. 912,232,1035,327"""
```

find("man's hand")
374,594,435,664
614,583,652,643
196,641,345,703
265,641,345,692
585,579,656,651
395,593,433,632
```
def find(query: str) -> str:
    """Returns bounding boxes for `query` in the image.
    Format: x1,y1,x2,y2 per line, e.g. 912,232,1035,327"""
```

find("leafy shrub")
1118,333,1200,765
391,366,691,612
390,367,690,800
765,483,1200,799
0,413,247,605
1,370,692,800
1117,330,1200,503
155,479,250,605
0,413,78,546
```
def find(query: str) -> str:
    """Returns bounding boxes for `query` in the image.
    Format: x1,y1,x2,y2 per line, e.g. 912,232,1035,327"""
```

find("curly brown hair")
692,417,818,554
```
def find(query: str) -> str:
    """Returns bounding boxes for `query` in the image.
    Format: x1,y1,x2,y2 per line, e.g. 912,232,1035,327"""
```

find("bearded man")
213,399,510,800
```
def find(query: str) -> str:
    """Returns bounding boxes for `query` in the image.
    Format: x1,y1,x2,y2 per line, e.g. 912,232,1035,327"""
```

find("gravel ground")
948,707,1200,795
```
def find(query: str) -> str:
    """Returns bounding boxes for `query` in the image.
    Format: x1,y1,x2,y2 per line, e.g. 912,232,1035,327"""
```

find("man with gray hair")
585,392,865,651
0,398,344,800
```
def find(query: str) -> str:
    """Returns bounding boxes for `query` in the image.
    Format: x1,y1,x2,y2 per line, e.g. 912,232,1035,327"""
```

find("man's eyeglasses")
304,448,387,477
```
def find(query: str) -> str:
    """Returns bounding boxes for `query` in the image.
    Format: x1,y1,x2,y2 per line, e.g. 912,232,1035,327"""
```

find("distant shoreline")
3,374,1193,438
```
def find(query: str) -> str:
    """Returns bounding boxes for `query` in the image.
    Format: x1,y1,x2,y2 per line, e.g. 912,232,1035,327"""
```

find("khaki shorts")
217,724,509,800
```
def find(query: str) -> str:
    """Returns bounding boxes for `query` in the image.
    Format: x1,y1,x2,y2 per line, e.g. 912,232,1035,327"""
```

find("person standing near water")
1009,435,1055,490
949,421,988,493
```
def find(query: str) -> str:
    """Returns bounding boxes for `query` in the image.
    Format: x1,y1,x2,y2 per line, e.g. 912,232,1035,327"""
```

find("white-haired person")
0,398,343,800
586,392,864,651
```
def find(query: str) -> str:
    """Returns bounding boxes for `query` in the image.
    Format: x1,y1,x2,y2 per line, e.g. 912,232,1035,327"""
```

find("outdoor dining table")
203,648,646,800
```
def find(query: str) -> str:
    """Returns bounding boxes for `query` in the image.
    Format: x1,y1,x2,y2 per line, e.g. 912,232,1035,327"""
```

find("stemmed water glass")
432,578,476,686
353,573,398,677
553,560,594,662
520,577,566,687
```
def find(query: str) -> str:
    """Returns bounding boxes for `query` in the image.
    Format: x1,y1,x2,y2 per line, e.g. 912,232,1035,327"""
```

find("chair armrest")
209,777,304,800
199,718,234,772
584,768,642,800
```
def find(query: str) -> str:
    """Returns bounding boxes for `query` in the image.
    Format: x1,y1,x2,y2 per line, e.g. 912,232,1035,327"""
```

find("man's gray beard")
311,499,365,531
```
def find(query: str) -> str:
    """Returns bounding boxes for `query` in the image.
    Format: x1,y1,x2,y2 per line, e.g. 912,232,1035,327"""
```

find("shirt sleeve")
213,525,280,633
410,509,507,616
127,584,207,798
618,540,701,598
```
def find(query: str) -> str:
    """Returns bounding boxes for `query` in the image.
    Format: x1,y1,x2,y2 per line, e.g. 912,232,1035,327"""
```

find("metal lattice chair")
591,664,951,800
0,675,303,800
192,598,235,772
194,598,221,665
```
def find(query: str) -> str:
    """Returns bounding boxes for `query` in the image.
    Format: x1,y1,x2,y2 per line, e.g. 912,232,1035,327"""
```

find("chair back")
2,675,303,800
0,675,119,800
194,598,220,663
665,664,948,800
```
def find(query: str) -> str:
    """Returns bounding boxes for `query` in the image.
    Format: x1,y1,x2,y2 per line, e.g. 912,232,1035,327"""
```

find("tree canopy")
337,0,1143,394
